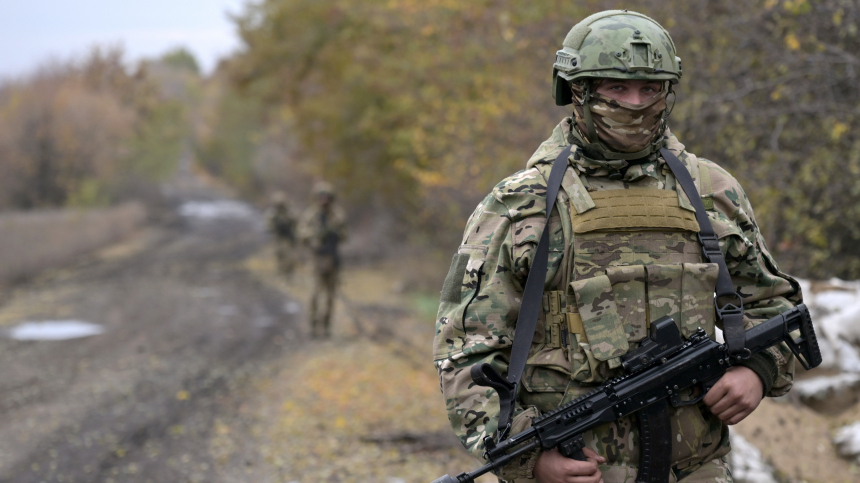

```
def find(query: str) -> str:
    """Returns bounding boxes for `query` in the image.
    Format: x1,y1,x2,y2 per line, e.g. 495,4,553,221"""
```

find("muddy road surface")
0,181,301,483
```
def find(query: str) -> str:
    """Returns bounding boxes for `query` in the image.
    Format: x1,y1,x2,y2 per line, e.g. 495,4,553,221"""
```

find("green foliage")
160,47,201,74
196,86,264,194
66,178,111,208
412,292,443,323
126,101,186,181
221,0,860,278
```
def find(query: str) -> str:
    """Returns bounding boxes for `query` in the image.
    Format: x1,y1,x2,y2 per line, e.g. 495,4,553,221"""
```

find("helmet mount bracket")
618,33,662,73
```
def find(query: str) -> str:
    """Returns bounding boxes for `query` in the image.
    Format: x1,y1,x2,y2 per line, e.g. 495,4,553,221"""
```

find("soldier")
433,10,801,483
265,191,297,280
299,181,347,339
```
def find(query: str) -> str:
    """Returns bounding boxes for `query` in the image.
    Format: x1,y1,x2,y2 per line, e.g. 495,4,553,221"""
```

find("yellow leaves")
334,415,347,429
807,225,829,249
214,420,231,436
764,0,779,10
176,389,190,401
783,0,812,15
499,11,515,42
393,158,449,189
275,341,442,438
830,121,849,142
833,8,845,27
770,85,784,101
784,33,801,51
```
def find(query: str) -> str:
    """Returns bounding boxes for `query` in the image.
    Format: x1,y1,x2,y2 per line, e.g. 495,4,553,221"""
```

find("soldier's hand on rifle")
533,446,605,483
703,365,764,425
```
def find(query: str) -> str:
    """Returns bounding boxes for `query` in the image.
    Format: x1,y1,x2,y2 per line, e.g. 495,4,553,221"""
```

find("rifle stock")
431,304,820,483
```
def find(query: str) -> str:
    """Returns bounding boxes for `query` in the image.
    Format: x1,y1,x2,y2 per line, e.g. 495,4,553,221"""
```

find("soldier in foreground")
433,10,802,483
265,191,297,280
299,181,347,339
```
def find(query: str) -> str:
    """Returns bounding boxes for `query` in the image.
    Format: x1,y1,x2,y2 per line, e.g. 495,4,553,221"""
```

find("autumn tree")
218,0,859,277
0,47,189,209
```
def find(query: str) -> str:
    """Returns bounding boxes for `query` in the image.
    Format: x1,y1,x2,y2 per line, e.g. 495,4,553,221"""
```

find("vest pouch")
570,275,629,367
604,265,648,343
644,263,719,339
521,325,574,412
522,346,572,393
680,263,720,338
521,291,574,407
646,264,683,323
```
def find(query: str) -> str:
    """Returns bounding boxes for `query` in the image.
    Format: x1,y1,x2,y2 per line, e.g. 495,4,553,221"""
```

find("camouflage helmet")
552,10,682,106
270,190,287,206
312,181,334,198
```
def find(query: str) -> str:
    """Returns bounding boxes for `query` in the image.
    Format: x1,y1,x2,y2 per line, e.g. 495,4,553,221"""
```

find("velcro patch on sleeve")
440,253,470,304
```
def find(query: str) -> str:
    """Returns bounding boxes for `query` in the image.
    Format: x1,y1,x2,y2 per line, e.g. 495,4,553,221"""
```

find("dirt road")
0,174,307,482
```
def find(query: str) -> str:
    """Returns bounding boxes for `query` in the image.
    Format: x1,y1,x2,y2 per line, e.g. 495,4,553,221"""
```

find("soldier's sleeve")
264,209,275,233
335,206,348,242
433,168,558,481
703,160,802,397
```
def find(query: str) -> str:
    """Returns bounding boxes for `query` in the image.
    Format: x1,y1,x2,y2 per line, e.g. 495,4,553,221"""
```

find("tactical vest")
519,152,733,475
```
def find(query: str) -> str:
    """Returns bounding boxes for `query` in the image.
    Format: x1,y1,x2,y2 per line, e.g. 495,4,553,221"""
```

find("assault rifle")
431,304,821,483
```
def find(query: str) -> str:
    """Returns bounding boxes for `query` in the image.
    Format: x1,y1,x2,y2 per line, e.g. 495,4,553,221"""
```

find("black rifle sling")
660,148,746,357
471,145,572,442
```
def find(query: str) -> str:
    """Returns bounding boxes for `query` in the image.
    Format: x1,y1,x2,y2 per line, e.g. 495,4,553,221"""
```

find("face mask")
572,85,668,154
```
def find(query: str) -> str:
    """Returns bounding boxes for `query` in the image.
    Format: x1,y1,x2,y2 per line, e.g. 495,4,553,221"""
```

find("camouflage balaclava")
571,82,669,154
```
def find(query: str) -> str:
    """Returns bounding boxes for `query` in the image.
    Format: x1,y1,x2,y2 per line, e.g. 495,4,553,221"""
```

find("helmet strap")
658,83,676,135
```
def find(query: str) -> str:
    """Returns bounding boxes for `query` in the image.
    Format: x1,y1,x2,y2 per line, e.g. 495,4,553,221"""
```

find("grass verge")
242,246,497,482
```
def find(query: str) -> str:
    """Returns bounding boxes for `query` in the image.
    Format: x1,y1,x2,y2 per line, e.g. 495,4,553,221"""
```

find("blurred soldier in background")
299,181,347,339
265,191,297,280
433,10,802,483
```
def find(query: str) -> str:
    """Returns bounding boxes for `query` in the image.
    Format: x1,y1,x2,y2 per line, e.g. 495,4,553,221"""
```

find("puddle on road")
283,301,302,315
5,320,105,341
178,200,255,220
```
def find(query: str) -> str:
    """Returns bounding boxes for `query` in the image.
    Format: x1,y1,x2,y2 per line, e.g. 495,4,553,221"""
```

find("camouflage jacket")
433,118,801,482
298,203,347,257
266,207,297,241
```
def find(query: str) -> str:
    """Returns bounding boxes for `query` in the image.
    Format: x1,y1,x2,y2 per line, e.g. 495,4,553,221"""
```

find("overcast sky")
0,0,248,80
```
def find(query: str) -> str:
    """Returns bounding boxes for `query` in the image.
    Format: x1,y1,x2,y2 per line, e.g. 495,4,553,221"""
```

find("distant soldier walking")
299,181,347,339
265,191,298,280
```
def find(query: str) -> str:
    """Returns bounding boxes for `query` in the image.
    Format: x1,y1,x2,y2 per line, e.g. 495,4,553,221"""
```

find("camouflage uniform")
433,11,800,483
265,197,298,279
299,183,347,338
